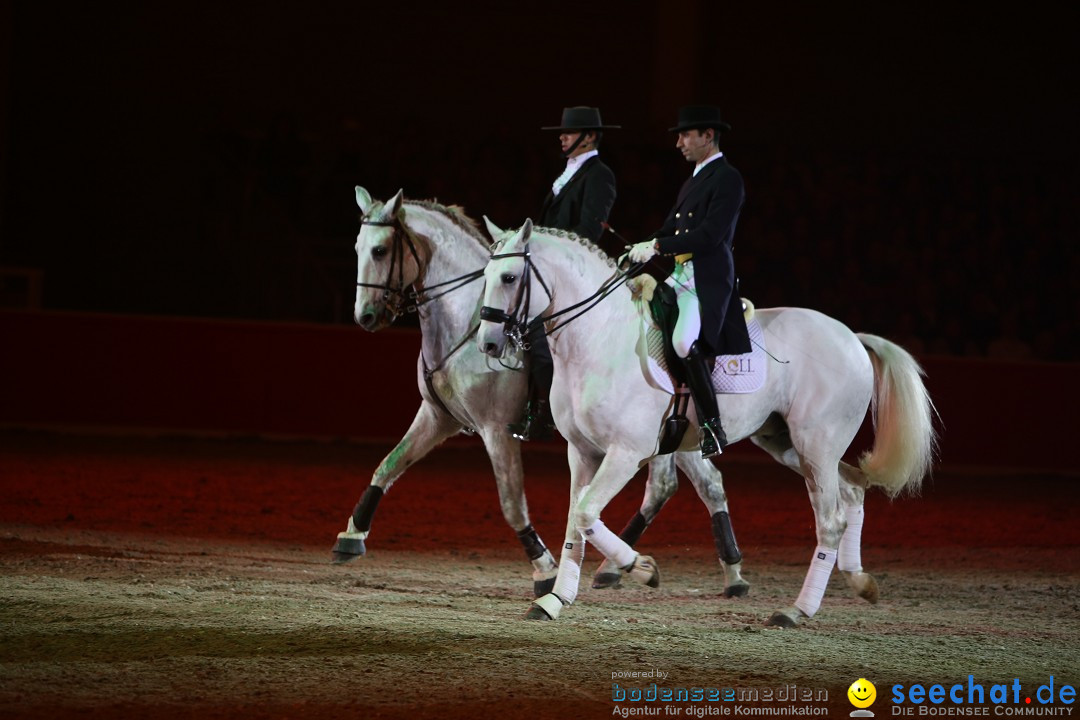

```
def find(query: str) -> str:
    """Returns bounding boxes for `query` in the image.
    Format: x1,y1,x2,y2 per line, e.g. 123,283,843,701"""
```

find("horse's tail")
855,334,939,498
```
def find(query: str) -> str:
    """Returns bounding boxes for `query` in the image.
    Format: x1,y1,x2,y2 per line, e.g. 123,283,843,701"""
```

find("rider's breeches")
669,261,700,359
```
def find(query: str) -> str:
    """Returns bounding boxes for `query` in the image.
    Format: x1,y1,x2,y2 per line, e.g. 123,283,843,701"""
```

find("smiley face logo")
848,678,877,709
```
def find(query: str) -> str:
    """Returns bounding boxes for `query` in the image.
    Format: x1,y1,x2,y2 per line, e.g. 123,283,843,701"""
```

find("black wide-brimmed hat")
668,105,732,134
542,106,621,131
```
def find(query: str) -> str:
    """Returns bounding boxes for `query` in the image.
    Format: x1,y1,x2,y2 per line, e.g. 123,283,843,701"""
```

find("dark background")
1,2,1077,360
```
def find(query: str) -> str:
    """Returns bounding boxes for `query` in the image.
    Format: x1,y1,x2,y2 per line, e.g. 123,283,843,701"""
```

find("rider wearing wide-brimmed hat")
509,107,620,442
629,105,752,459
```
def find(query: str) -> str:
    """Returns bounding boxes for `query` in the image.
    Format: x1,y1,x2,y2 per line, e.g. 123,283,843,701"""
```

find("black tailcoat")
538,155,616,245
653,156,751,355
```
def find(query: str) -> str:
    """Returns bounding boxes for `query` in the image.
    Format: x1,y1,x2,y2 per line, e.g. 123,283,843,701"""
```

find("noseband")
356,216,426,320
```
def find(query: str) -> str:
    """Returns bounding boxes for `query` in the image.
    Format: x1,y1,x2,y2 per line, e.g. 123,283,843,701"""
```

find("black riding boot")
509,326,556,442
508,397,555,442
682,341,727,459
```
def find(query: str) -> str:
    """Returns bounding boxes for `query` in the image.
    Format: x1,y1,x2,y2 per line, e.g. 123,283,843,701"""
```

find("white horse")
477,219,937,626
335,188,750,598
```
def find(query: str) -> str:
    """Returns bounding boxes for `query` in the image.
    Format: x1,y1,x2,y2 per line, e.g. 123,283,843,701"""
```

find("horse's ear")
355,186,373,214
387,189,404,218
521,218,533,242
483,215,504,240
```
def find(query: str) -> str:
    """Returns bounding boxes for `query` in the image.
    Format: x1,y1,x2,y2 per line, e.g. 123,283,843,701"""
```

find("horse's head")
478,217,552,358
354,186,425,331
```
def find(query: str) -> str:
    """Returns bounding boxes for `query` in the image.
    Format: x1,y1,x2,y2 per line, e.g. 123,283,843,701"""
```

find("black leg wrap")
618,512,651,548
711,511,743,565
516,524,549,561
352,485,384,533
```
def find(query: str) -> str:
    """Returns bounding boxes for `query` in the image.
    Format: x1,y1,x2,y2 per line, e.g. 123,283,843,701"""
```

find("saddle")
639,283,767,454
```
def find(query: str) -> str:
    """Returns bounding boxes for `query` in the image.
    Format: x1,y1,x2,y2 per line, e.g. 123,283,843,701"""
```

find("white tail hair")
856,334,940,497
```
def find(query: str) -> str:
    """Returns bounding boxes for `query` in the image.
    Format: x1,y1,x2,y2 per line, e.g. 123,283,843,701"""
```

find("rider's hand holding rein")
628,240,658,263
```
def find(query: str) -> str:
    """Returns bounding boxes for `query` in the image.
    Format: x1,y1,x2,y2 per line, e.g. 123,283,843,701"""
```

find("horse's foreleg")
678,451,750,598
591,454,678,590
525,443,600,621
837,477,878,603
480,428,558,598
574,450,660,589
331,401,460,563
766,453,846,628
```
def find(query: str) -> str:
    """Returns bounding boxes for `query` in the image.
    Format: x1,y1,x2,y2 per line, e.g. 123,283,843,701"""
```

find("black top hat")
542,106,621,131
668,105,732,134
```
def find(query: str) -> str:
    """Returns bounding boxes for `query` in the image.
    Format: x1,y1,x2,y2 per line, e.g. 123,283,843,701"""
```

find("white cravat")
693,150,724,177
552,149,599,196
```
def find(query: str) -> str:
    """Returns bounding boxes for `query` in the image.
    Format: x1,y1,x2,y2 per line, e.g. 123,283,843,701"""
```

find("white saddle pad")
638,310,767,395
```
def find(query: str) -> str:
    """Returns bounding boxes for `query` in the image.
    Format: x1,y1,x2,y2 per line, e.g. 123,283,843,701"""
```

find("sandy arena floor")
1,431,1078,719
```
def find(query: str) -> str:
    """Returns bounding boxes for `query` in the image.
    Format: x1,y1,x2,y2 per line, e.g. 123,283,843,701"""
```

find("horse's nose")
356,311,377,331
481,341,499,356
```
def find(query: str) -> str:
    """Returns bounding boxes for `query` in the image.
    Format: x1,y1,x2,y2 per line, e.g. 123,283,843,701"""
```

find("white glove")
628,240,658,263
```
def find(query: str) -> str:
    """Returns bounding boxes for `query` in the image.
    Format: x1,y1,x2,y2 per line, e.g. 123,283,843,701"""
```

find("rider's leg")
508,324,556,442
671,263,726,459
682,341,726,458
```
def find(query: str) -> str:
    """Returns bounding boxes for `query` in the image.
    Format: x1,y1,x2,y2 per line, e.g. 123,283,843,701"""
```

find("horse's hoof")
592,572,622,589
856,574,879,604
524,604,554,620
627,555,660,588
533,577,557,598
723,580,750,598
765,610,801,628
331,535,366,563
524,593,564,621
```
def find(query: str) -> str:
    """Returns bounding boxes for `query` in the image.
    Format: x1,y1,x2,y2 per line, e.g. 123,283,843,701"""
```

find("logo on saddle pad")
638,316,768,395
722,357,753,376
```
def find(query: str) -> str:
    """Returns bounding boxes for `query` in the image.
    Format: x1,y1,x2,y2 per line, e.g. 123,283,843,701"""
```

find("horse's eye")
372,246,388,259
501,273,517,285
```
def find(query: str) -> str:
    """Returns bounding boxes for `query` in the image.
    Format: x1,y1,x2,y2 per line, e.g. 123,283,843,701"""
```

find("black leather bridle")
480,239,641,352
355,216,426,321
479,247,553,351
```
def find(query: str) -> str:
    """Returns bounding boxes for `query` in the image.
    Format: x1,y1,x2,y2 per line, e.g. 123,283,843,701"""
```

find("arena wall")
1,310,1071,475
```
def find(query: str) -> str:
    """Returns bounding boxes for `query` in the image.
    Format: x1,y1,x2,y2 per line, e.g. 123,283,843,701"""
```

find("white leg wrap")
838,506,864,572
794,545,837,618
552,540,585,605
580,520,636,569
533,593,565,620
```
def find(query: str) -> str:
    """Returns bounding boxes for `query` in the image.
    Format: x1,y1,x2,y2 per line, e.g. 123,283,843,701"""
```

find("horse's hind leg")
678,451,750,598
479,426,558,598
837,476,878,604
331,400,461,563
591,454,678,590
764,442,847,628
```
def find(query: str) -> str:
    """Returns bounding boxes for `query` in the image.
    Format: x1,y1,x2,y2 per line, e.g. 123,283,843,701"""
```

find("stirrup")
508,415,554,442
699,422,725,459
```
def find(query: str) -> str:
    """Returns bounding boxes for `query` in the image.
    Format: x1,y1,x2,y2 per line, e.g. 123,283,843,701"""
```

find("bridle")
480,238,642,352
356,213,487,322
355,215,426,321
479,245,553,351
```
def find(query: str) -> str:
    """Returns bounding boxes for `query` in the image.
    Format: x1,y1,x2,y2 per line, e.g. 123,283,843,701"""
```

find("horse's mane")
530,225,619,270
404,198,491,250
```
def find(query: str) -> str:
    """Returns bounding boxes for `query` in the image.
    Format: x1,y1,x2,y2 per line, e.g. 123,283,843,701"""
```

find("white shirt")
552,149,599,196
693,150,724,177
